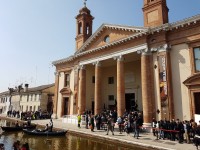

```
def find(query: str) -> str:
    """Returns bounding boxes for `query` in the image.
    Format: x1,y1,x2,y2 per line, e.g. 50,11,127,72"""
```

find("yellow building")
52,0,200,126
19,84,55,113
0,84,54,114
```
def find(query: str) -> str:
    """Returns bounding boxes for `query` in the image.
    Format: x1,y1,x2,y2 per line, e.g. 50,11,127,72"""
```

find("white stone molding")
79,43,147,66
150,44,171,52
113,55,124,61
78,65,86,70
137,48,151,55
92,61,101,67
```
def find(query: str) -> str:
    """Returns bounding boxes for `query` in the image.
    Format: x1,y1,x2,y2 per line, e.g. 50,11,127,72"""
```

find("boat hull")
1,125,36,132
23,129,67,136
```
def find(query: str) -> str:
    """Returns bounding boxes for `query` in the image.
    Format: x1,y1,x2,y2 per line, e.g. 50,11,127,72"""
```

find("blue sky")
0,0,200,92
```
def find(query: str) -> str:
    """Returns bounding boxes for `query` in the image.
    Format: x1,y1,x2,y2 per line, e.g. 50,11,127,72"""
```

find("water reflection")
0,120,150,150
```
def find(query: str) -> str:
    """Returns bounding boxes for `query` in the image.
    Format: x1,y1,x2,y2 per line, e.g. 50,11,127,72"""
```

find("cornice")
75,23,148,54
52,14,200,66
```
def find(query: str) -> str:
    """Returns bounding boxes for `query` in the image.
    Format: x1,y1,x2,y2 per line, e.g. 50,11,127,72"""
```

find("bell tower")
75,1,94,50
143,0,169,27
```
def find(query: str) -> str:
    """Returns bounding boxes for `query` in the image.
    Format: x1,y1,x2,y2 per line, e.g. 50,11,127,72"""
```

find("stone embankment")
0,115,196,150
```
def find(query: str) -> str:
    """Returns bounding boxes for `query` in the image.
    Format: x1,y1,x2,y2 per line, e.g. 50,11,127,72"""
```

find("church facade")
52,0,200,125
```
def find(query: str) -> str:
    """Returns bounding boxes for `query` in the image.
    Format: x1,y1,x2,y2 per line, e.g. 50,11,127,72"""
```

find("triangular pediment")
183,73,200,87
76,24,147,54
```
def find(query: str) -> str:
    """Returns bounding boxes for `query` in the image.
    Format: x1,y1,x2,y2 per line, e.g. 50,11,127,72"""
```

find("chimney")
24,84,29,92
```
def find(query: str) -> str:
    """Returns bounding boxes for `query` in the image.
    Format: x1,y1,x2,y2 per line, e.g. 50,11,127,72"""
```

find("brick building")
52,0,200,126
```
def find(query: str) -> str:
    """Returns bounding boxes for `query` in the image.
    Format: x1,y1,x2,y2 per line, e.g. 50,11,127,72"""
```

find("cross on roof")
83,0,87,7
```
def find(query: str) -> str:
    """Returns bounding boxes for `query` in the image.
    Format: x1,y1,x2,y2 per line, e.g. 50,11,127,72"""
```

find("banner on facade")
158,54,169,118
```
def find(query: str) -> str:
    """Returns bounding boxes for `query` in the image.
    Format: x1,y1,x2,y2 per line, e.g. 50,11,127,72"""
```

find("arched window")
86,23,90,35
78,22,82,34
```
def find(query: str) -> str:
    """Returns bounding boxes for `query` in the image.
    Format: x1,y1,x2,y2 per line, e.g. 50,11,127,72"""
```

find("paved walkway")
0,115,197,150
30,119,197,150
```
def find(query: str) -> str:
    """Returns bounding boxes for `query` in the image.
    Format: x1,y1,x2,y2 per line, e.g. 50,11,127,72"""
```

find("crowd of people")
152,118,200,144
7,110,51,120
78,109,200,144
79,110,143,138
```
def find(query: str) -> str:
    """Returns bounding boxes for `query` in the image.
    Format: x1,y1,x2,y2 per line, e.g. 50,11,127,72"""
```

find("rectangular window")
26,106,28,111
194,47,200,72
108,77,114,84
35,94,37,101
27,95,29,102
64,74,70,87
108,95,114,101
30,106,32,111
92,76,95,83
39,94,41,101
33,106,36,112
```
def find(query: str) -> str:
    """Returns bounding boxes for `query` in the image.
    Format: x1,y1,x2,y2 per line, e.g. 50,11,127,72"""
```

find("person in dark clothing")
177,120,184,143
95,114,101,130
15,121,19,127
152,118,157,136
85,114,89,129
112,110,117,123
90,115,95,132
106,116,114,135
170,119,177,141
49,119,53,132
133,116,140,139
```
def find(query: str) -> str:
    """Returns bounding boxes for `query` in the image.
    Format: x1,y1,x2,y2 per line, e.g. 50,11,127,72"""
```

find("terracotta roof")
0,83,55,96
27,83,55,92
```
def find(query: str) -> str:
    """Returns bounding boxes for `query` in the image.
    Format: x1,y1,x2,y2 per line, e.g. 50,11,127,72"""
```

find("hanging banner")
158,54,169,118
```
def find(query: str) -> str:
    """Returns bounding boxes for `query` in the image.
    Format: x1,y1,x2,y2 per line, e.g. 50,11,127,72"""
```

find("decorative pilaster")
94,61,102,115
140,49,153,125
151,44,174,120
78,65,86,115
53,71,60,119
116,56,125,117
153,44,174,120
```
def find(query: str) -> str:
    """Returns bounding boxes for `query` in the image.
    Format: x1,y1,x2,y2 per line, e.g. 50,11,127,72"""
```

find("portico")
77,44,154,124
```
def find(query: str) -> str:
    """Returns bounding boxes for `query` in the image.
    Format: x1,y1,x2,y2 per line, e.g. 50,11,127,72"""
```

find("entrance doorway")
125,93,136,112
63,97,69,115
194,92,200,114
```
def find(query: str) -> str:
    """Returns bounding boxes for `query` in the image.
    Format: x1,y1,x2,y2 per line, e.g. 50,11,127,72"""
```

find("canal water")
0,120,151,150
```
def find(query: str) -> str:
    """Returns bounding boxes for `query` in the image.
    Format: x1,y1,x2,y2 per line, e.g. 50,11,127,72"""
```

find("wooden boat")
23,129,67,136
1,125,37,132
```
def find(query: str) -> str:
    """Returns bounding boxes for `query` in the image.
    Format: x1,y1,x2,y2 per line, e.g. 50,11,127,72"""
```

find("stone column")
117,56,125,117
141,51,153,126
94,61,102,115
78,65,86,115
165,48,174,120
53,71,60,119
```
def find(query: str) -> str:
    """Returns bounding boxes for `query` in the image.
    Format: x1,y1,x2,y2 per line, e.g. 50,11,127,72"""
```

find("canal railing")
62,115,86,125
